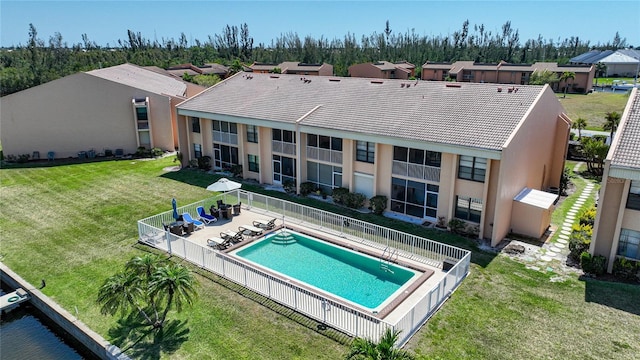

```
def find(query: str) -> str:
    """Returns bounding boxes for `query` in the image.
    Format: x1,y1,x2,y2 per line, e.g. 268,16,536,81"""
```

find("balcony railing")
392,161,441,182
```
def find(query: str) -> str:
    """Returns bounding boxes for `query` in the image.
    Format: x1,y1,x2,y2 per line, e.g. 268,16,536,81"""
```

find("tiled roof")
611,90,640,170
421,62,454,70
280,62,328,72
88,63,187,97
178,73,545,151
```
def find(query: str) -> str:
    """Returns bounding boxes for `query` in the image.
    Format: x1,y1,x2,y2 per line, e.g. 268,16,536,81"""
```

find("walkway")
503,162,596,278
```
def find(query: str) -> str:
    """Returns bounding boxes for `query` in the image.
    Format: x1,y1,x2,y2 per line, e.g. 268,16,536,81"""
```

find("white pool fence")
138,189,471,346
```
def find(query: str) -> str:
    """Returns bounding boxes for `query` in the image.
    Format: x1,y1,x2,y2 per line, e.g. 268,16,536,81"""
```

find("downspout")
295,105,323,194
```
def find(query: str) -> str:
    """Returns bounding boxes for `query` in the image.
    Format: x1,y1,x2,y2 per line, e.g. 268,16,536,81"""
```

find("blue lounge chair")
197,206,217,224
181,212,205,230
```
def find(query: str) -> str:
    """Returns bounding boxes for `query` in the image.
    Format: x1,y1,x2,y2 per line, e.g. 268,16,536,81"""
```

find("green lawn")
593,77,635,86
558,91,629,130
1,158,639,359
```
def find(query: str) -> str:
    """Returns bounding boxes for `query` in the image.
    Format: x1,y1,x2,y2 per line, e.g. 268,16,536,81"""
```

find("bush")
344,192,366,209
16,154,30,163
283,180,296,194
331,187,349,204
369,195,388,215
151,147,163,157
197,156,212,171
135,146,150,157
559,167,572,196
448,218,466,235
612,257,640,282
580,252,607,276
230,164,243,178
578,206,596,226
568,229,591,262
299,182,316,196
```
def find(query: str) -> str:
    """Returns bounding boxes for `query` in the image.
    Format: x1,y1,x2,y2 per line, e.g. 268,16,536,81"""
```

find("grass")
1,158,639,359
593,77,635,86
558,91,629,129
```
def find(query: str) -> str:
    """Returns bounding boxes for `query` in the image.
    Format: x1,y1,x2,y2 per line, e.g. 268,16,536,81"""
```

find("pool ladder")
380,247,398,273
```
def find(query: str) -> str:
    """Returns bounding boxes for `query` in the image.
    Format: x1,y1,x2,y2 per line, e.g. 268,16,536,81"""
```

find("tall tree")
594,62,607,86
572,117,587,139
97,254,197,329
560,71,575,98
603,111,621,140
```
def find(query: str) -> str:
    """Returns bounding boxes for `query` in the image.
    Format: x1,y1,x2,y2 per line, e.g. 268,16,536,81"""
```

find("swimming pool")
233,229,421,311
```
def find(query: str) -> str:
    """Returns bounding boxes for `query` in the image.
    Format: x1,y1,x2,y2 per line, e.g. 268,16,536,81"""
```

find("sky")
1,0,639,48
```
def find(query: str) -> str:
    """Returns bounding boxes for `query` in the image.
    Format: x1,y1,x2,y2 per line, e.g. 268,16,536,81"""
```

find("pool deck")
178,206,446,324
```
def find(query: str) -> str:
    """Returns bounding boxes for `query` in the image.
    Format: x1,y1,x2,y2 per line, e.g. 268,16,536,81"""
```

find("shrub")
197,156,212,170
559,167,572,196
230,164,243,178
135,146,150,157
283,180,296,194
151,147,163,157
16,154,30,163
568,229,591,262
299,182,316,196
580,252,607,276
331,187,349,204
369,195,388,215
344,192,366,209
578,206,596,226
612,257,640,282
448,218,466,235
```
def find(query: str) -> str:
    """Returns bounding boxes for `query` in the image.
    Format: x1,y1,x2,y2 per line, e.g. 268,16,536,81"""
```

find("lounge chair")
181,212,205,230
197,206,217,224
207,236,231,250
220,230,243,244
253,218,276,230
239,224,264,236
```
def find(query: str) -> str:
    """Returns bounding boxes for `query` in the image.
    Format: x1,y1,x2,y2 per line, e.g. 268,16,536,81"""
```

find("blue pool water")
234,230,418,310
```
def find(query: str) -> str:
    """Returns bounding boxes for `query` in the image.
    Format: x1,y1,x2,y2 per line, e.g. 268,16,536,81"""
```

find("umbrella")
206,178,242,193
172,198,179,220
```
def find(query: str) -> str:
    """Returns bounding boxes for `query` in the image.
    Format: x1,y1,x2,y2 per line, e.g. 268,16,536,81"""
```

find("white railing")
138,189,470,346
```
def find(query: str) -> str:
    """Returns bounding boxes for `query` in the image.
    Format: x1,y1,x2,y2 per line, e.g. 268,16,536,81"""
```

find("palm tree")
150,263,197,328
97,256,197,329
595,62,607,87
560,71,575,98
572,117,588,139
346,328,414,360
603,111,621,141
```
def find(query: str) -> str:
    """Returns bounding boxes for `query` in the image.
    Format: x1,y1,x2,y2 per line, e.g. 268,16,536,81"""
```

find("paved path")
503,162,595,279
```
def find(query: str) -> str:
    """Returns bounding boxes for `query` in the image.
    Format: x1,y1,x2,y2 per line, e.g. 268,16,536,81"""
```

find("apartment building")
591,88,640,272
1,63,204,159
422,61,595,94
248,61,333,76
349,61,416,79
176,72,571,246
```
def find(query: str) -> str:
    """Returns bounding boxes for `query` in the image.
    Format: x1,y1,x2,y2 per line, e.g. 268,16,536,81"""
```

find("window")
136,107,148,121
193,143,202,159
212,120,238,145
273,129,295,143
356,141,375,163
458,156,487,182
394,146,441,167
213,144,238,169
627,180,640,211
618,228,640,261
248,154,259,172
390,177,438,219
191,117,200,133
455,196,482,223
307,161,342,193
246,125,258,143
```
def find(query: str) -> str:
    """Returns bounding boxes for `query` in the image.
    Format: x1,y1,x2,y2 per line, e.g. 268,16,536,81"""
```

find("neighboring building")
571,49,640,77
175,73,571,246
166,63,230,78
591,88,640,272
248,62,333,76
421,61,595,94
349,61,416,79
0,63,204,159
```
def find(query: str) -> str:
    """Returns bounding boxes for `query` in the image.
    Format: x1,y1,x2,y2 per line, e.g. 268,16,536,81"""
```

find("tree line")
0,21,630,96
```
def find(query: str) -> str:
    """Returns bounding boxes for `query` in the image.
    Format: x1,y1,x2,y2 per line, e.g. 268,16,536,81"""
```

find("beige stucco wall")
511,201,552,238
1,73,176,159
491,85,569,245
